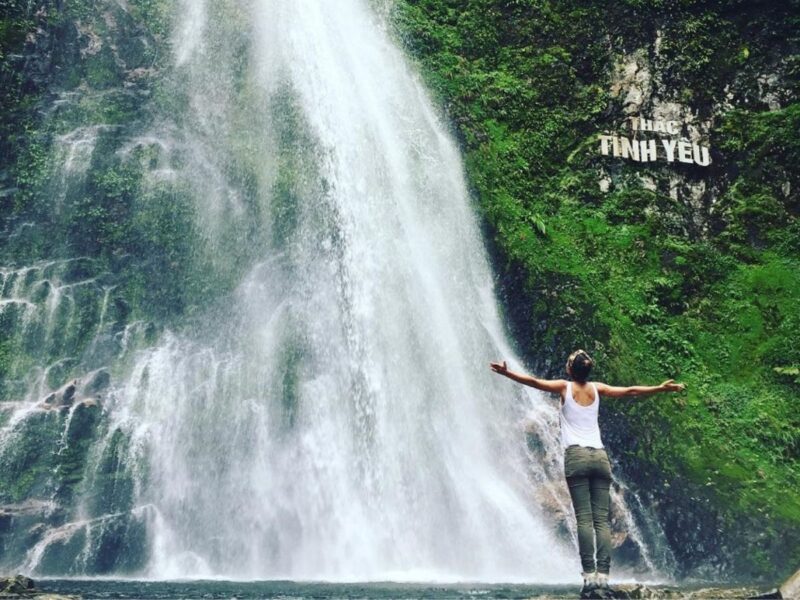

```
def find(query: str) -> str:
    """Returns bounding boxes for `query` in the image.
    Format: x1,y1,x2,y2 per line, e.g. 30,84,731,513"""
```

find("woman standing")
490,349,684,595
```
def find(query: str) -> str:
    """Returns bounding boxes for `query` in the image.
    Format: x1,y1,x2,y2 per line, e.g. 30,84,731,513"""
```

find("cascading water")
123,0,573,580
0,0,673,582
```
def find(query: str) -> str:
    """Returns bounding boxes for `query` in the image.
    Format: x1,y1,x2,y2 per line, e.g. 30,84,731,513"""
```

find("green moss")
86,427,137,515
85,44,121,89
127,0,173,39
0,411,62,502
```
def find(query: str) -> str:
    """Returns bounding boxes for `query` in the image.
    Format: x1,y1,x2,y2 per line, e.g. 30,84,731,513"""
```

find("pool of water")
34,579,576,599
33,578,771,599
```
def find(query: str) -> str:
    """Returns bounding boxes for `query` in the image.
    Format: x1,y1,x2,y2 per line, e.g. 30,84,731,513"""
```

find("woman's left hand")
660,379,686,392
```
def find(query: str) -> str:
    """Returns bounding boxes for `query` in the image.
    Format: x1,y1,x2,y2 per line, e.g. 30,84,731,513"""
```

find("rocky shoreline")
1,572,798,600
579,566,799,599
0,575,79,599
581,583,776,599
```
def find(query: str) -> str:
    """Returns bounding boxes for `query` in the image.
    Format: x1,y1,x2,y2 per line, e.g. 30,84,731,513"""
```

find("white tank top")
559,381,604,449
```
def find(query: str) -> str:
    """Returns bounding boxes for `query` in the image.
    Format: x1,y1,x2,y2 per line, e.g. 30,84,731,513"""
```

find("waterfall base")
10,577,786,600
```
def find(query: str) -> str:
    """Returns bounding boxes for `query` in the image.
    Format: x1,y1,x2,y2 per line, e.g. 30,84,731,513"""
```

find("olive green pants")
564,445,612,574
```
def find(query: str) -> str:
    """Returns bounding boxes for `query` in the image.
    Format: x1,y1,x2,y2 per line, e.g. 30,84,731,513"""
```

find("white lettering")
678,140,693,163
599,134,613,156
621,136,640,161
598,117,711,167
662,139,677,162
692,144,711,166
640,139,658,162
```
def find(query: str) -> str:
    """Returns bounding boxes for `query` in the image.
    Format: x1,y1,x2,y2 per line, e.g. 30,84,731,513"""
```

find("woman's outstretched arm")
489,360,567,395
594,379,685,398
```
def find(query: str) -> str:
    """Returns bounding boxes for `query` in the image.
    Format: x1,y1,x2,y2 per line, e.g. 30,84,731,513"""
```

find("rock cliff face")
394,0,799,582
1,0,182,575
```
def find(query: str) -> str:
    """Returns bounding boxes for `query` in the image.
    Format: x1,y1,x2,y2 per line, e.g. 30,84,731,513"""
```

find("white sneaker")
580,571,597,594
595,572,610,589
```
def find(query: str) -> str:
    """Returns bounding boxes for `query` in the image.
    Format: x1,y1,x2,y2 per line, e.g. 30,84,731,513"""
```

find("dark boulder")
0,574,34,595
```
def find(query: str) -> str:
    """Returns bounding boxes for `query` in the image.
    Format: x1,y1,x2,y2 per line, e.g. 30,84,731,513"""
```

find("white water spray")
105,0,576,581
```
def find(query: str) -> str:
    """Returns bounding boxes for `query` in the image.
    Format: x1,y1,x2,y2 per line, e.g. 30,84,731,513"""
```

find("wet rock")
611,531,644,567
81,369,110,395
40,380,77,410
577,584,773,599
0,574,80,598
582,585,663,599
0,500,58,519
0,574,34,595
779,566,800,599
39,370,107,412
685,588,767,598
0,501,60,550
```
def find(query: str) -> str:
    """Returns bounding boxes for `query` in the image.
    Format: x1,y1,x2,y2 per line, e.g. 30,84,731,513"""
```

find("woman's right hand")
660,379,686,392
490,360,508,375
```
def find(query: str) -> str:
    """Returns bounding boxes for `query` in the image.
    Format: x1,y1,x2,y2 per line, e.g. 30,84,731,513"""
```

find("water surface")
35,578,767,599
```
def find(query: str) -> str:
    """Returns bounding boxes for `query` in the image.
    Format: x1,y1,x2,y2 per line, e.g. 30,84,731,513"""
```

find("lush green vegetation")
393,0,800,580
0,0,259,399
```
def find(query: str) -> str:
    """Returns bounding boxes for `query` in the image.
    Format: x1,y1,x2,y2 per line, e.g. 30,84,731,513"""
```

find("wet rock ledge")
0,575,79,600
581,584,766,599
579,565,800,599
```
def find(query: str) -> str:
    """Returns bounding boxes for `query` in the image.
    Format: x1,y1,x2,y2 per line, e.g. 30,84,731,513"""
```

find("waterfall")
0,0,671,582
125,0,572,580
